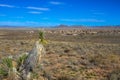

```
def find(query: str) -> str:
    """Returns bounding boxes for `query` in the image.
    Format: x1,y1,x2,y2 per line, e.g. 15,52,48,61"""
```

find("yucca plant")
0,30,47,79
17,53,28,69
0,66,8,76
2,57,13,70
39,30,47,44
0,54,29,79
0,57,16,79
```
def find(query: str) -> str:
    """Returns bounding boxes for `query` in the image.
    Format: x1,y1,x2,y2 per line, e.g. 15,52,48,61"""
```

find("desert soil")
0,28,120,80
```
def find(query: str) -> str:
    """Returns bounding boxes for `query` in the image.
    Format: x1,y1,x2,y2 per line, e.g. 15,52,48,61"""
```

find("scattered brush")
107,69,120,80
0,30,47,80
0,54,29,80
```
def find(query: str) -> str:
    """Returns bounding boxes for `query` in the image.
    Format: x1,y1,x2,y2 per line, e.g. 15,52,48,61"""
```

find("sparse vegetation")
0,28,120,80
107,69,120,80
0,56,17,80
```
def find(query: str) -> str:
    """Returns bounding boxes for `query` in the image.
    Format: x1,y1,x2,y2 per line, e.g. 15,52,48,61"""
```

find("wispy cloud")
11,16,24,19
0,14,6,16
41,17,49,20
49,1,64,5
93,12,105,15
0,21,60,26
61,18,105,22
0,4,15,8
0,21,58,26
0,21,40,26
91,10,105,15
0,21,23,25
26,6,50,11
28,11,42,14
15,16,24,18
25,21,39,24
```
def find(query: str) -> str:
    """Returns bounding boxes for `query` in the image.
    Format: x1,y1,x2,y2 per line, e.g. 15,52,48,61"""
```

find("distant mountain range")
0,25,120,29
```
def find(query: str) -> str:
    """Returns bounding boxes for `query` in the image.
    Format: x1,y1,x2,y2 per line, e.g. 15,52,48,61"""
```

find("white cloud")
91,10,105,15
0,4,15,8
25,21,39,24
11,16,24,19
16,16,24,18
0,21,61,26
0,14,6,16
41,17,49,20
0,21,40,26
93,12,105,15
61,19,105,22
26,6,50,11
49,1,64,5
0,21,58,27
0,21,23,25
28,11,42,14
0,21,62,26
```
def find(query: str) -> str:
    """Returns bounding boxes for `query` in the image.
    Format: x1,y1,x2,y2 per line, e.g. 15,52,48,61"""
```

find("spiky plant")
0,66,8,76
1,57,13,74
0,57,16,79
0,54,29,80
2,57,13,68
17,53,28,69
0,31,47,79
39,30,47,44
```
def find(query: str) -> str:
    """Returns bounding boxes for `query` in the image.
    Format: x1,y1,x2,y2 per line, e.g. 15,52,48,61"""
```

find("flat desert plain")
0,27,120,80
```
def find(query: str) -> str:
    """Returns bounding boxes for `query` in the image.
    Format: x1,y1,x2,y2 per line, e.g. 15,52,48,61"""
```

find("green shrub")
17,53,28,69
107,69,120,80
57,75,71,80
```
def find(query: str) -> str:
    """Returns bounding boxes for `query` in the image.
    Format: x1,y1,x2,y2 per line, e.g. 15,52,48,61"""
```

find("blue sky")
0,0,120,27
